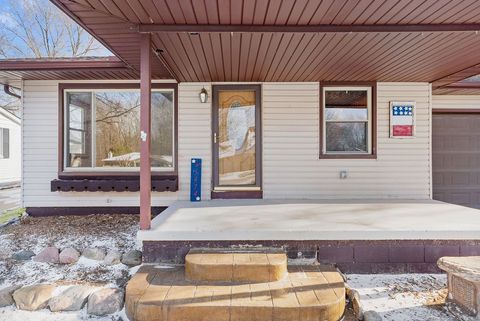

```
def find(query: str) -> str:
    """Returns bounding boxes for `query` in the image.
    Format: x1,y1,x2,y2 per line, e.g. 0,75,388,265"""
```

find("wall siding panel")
22,80,211,207
433,95,480,110
262,82,431,199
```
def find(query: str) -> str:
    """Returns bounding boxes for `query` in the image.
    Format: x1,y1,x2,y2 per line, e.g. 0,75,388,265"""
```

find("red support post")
139,33,152,230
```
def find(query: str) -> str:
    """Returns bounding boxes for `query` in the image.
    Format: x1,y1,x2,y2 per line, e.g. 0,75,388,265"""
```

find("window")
0,128,9,159
63,86,175,172
321,84,376,158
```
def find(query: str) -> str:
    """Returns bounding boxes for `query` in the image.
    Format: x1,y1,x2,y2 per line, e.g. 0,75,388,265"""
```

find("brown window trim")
319,81,377,159
58,82,178,180
432,108,480,114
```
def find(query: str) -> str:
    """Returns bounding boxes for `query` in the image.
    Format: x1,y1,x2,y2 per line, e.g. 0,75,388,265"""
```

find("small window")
321,85,376,158
0,128,9,159
63,87,175,172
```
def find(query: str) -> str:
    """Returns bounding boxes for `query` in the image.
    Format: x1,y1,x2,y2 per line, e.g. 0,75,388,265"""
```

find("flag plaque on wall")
390,101,415,138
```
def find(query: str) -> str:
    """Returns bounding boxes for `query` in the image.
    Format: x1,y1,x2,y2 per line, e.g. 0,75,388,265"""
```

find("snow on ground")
0,306,127,321
0,214,141,320
0,214,140,287
347,273,475,321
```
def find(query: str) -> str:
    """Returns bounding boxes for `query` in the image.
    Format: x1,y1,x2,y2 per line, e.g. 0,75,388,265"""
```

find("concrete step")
185,248,288,282
126,264,345,321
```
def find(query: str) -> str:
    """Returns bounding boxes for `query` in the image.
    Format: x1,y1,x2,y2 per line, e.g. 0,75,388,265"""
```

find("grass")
0,208,25,225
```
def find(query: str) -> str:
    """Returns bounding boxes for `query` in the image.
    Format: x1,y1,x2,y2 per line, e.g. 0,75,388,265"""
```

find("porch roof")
0,56,140,82
138,199,480,241
46,0,480,91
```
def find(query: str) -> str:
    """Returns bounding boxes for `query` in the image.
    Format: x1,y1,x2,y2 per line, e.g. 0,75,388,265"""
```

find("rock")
33,247,59,263
104,250,122,265
49,285,96,312
12,250,36,261
350,289,364,320
121,250,142,267
0,286,20,307
13,284,56,311
59,247,80,264
364,310,382,321
87,288,124,316
83,248,106,261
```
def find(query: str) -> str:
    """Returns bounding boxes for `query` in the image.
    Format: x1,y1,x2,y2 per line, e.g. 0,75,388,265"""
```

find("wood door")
212,85,261,190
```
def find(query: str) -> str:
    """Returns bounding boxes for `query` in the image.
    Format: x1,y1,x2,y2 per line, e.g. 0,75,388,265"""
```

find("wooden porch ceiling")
50,0,480,85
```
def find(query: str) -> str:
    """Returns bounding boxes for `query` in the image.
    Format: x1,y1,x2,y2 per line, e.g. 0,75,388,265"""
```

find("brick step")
126,265,345,321
185,248,287,282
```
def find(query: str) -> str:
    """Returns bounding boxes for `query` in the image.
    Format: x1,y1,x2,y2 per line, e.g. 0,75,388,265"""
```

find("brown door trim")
211,85,262,196
432,108,480,114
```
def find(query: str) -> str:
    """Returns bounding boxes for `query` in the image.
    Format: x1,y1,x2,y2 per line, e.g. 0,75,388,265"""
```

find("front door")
212,85,261,192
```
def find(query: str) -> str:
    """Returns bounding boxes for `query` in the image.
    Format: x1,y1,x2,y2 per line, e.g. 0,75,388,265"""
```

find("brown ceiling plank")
238,33,251,81
163,0,187,24
265,33,296,81
244,33,262,81
362,0,405,24
269,33,305,81
178,34,210,81
137,0,165,24
198,33,219,80
240,0,255,24
151,35,189,81
349,0,386,24
190,0,208,24
96,0,126,19
322,0,351,25
274,0,296,25
178,1,198,24
217,0,231,24
307,0,336,24
257,33,283,80
374,32,475,81
448,1,480,24
251,0,269,24
203,0,220,24
151,0,175,24
231,33,241,81
418,0,478,24
402,0,461,24
293,0,322,24
250,33,273,81
263,0,282,25
230,0,243,25
209,33,226,81
373,0,417,24
330,0,364,24
190,34,214,81
276,33,315,81
284,0,309,25
165,33,201,81
220,32,232,80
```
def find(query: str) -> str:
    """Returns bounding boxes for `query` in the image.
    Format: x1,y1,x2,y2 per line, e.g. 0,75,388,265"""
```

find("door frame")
211,84,262,195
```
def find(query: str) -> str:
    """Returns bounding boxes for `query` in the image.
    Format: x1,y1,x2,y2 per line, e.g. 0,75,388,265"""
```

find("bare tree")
0,0,106,58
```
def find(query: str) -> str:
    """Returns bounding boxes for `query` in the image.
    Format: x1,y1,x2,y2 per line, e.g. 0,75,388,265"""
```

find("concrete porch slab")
137,199,480,241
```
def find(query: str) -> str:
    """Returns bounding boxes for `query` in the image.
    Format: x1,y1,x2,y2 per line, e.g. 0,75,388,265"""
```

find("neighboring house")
0,107,20,188
1,0,480,272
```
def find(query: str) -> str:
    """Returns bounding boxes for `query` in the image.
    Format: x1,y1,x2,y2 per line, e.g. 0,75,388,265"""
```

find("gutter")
3,84,21,99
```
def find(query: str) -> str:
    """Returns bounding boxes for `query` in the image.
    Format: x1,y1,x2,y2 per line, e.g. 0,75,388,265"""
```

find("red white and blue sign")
390,102,415,138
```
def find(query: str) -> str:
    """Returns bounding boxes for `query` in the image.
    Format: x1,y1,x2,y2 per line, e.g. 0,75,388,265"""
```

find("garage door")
433,113,480,208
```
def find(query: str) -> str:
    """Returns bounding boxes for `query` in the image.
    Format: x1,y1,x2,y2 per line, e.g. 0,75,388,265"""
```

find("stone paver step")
126,265,345,321
185,248,288,282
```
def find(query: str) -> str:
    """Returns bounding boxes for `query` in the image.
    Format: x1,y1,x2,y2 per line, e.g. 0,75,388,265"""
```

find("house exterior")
2,0,480,271
0,106,21,188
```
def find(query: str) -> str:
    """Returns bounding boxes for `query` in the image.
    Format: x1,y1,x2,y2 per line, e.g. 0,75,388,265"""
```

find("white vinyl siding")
22,80,212,207
263,82,431,199
433,95,480,110
0,112,20,185
22,80,432,208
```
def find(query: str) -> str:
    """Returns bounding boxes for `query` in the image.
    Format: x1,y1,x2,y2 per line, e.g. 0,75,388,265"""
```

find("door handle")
214,132,217,144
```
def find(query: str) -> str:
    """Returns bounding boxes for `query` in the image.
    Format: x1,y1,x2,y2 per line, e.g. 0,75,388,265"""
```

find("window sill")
51,176,178,192
319,153,377,159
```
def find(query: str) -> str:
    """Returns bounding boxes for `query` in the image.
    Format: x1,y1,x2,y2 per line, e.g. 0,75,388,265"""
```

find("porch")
138,199,480,241
138,199,480,273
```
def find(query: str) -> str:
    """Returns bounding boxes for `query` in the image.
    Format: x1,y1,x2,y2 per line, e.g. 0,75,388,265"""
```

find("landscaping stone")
13,284,56,311
83,247,106,261
59,247,80,264
438,256,480,317
12,250,35,261
87,288,124,316
349,288,364,320
364,310,382,321
33,247,59,263
49,285,96,312
121,250,142,267
0,285,20,307
104,250,122,265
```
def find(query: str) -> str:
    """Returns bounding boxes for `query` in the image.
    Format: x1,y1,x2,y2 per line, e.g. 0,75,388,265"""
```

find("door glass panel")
218,90,256,186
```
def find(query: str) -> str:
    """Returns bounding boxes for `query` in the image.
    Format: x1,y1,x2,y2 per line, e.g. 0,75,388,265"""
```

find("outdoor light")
199,87,208,103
